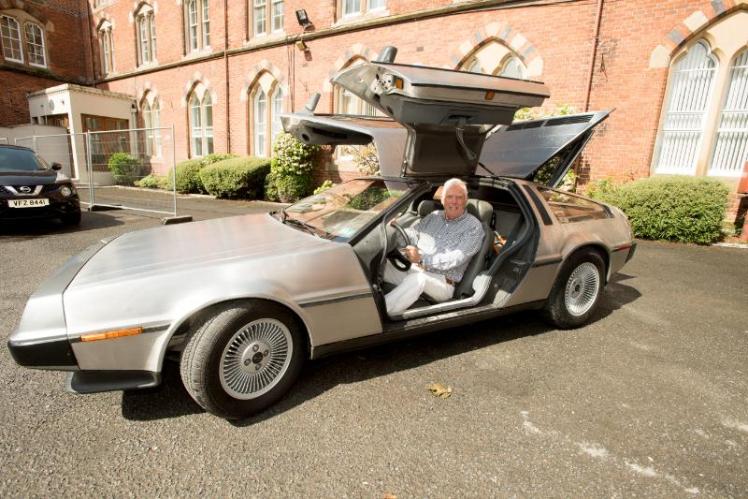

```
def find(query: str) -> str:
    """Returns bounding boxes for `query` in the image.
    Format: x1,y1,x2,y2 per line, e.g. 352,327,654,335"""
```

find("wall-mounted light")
295,9,313,30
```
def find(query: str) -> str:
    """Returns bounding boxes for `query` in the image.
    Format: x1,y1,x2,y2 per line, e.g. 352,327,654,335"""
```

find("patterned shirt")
404,210,484,283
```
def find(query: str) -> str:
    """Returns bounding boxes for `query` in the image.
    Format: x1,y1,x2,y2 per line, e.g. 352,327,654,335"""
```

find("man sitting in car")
385,178,484,315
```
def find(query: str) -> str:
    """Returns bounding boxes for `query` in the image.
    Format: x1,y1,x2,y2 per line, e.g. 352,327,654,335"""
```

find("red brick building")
1,0,747,197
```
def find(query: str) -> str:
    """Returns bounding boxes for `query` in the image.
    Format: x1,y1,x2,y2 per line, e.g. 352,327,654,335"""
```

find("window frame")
248,79,285,157
184,0,210,53
135,6,157,67
23,21,46,68
188,90,214,158
251,0,284,38
142,97,162,158
1,15,25,64
338,0,386,20
98,22,114,76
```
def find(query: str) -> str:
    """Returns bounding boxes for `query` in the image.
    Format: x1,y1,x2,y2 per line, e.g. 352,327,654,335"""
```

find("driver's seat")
453,199,493,298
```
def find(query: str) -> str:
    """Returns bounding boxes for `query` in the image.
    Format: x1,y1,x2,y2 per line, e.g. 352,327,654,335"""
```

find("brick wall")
2,0,746,206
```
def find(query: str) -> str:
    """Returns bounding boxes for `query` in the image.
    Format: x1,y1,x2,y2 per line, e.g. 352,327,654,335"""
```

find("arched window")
252,89,267,156
1,15,24,63
142,97,162,157
253,0,283,37
189,90,214,157
459,41,527,79
709,49,748,176
24,22,45,67
248,73,285,157
654,41,717,175
98,21,114,75
136,4,157,66
185,0,209,53
497,56,524,79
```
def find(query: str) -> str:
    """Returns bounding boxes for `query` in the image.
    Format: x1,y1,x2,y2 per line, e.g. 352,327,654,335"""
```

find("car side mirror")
51,162,62,171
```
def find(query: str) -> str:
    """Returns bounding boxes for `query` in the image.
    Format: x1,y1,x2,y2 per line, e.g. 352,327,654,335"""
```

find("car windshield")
0,148,49,172
282,179,408,241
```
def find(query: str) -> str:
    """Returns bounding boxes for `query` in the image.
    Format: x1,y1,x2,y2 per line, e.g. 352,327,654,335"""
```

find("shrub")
199,156,271,199
135,174,170,189
266,133,319,202
588,176,730,244
313,180,334,195
170,153,238,194
107,152,140,186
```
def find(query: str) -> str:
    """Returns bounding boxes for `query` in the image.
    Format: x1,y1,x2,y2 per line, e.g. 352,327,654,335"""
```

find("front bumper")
8,334,77,370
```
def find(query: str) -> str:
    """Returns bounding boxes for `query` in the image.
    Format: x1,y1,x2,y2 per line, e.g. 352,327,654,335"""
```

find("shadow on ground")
121,273,641,423
0,211,124,239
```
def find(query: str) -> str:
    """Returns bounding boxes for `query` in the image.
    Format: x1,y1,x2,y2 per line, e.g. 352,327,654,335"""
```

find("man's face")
443,184,467,220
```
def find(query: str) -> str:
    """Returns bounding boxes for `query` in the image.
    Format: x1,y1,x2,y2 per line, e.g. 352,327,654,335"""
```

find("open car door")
478,110,611,187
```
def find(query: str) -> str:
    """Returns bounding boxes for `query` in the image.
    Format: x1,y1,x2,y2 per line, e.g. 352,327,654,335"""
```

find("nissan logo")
19,186,32,193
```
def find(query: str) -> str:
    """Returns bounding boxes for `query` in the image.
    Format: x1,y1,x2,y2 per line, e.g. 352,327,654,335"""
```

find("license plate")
8,198,49,208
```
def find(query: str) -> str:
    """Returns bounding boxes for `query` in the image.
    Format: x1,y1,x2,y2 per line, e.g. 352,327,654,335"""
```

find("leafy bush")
170,153,238,194
135,174,171,189
266,133,319,202
313,180,334,195
107,153,140,186
199,156,271,199
588,176,730,244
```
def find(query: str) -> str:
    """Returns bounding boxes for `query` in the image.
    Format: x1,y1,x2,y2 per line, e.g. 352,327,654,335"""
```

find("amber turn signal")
80,327,143,342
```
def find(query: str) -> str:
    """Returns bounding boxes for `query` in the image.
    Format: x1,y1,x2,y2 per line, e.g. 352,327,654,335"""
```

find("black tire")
60,210,81,226
543,249,605,329
180,301,306,419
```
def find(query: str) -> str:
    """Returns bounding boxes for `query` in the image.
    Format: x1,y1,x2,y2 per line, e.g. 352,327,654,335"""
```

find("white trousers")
383,262,454,315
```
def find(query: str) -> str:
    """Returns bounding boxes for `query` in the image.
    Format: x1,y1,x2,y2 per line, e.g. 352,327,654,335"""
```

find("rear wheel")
180,301,306,419
543,249,605,329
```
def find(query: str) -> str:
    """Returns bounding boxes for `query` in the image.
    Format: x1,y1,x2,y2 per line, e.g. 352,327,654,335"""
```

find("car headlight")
60,185,73,197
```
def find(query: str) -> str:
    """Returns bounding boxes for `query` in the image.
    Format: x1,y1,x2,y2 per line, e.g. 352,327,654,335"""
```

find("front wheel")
543,249,605,329
180,301,306,419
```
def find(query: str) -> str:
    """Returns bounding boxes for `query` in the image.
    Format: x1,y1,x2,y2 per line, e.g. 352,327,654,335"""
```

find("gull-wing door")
332,58,550,177
478,110,611,186
281,114,408,177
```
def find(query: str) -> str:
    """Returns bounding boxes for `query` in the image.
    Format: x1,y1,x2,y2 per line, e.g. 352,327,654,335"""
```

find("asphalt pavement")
1,200,746,497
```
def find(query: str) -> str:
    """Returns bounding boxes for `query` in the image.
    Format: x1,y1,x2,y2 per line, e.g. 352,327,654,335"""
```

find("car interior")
352,179,538,322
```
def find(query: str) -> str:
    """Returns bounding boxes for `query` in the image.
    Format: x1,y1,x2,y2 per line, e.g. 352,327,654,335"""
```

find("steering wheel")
387,220,412,271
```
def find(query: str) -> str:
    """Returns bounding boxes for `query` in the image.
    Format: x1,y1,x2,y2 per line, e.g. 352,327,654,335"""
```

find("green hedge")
107,153,140,186
199,156,271,199
171,153,238,193
588,176,730,244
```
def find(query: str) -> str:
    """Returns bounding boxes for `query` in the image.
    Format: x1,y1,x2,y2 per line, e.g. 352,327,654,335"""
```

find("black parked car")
0,145,81,226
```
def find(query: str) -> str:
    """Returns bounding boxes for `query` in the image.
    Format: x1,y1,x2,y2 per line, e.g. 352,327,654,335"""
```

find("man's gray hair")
441,178,468,202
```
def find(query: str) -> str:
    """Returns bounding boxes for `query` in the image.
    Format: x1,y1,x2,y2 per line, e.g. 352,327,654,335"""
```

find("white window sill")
334,9,390,27
29,62,48,69
4,57,25,64
184,47,212,60
247,31,286,45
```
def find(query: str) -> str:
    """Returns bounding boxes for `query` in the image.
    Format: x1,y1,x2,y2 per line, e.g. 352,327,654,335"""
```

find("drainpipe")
584,0,604,112
224,0,231,152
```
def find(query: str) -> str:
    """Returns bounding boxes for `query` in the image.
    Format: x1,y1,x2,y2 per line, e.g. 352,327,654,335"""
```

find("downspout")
85,0,96,84
584,0,604,112
224,0,231,152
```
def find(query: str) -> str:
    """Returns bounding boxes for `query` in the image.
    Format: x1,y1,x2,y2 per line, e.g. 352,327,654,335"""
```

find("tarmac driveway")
1,205,746,497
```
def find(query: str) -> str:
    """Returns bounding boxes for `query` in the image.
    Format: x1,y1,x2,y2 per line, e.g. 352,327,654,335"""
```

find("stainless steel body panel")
64,213,382,371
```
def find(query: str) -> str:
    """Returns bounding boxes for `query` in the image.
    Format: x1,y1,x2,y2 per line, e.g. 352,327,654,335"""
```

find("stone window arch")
652,9,748,178
135,3,156,66
248,72,285,157
188,85,214,157
458,40,527,79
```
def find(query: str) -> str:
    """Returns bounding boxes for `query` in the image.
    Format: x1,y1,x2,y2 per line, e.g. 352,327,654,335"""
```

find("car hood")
69,213,327,288
0,169,63,185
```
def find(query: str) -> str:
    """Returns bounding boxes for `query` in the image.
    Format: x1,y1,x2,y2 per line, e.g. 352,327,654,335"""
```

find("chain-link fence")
16,127,178,217
83,127,176,216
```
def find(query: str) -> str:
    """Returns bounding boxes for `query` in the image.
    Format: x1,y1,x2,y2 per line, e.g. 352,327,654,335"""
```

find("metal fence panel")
14,127,177,217
0,137,8,144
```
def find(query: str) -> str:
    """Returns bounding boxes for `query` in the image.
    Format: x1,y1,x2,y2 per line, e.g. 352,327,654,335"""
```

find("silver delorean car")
8,48,635,419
